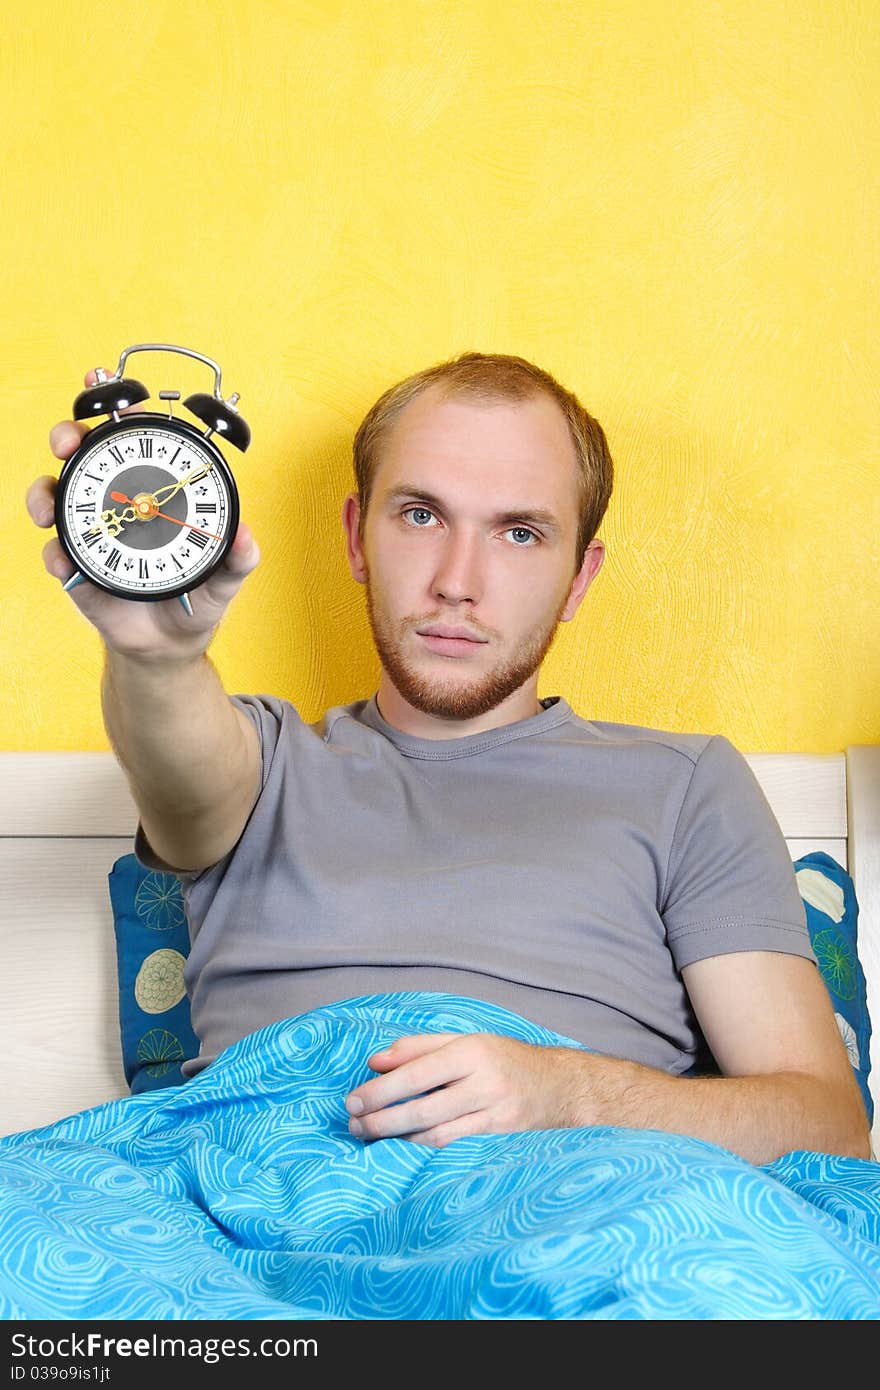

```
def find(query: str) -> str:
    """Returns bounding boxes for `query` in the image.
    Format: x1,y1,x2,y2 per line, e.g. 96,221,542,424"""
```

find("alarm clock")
54,343,251,614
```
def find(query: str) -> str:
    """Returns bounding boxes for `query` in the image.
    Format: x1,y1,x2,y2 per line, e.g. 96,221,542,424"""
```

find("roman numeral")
138,559,150,580
138,438,153,458
75,503,93,513
171,554,184,571
105,548,122,571
108,446,125,466
81,530,101,548
195,503,217,514
187,529,209,549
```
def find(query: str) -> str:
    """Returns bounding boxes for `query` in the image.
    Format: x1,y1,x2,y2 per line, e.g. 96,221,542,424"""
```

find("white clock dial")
57,417,237,599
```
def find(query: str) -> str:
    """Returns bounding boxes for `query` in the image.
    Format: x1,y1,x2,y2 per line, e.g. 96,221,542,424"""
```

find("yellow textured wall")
2,0,878,753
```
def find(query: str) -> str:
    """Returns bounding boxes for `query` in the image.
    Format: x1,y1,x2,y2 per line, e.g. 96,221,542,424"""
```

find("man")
28,351,870,1165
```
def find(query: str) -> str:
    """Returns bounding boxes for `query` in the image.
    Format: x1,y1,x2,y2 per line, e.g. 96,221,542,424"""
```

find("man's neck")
374,677,543,741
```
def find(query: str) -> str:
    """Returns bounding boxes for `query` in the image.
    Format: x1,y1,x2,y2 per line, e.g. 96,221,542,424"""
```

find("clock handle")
116,344,225,396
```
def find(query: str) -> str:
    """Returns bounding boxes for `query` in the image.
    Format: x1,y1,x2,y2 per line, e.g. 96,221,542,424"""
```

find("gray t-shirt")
135,694,814,1078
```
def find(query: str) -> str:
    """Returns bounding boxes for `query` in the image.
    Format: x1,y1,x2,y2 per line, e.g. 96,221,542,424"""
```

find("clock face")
55,413,239,600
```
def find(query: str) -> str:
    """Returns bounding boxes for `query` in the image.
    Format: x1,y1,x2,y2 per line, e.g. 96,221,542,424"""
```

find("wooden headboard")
1,747,879,1150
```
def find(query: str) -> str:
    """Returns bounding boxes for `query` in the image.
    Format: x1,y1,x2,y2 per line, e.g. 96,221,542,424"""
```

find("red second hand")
109,491,224,542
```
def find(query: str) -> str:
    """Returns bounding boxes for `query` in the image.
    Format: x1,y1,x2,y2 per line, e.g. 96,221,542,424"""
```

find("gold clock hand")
84,504,138,540
150,464,213,507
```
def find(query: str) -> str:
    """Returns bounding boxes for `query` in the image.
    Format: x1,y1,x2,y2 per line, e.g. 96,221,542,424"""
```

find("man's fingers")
348,1041,465,1119
349,1081,475,1142
42,536,74,581
26,476,59,528
49,420,88,459
367,1033,458,1069
224,522,261,575
408,1116,484,1148
196,524,260,602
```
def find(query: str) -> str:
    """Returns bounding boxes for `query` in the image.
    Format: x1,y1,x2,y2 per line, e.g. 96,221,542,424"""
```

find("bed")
0,746,879,1320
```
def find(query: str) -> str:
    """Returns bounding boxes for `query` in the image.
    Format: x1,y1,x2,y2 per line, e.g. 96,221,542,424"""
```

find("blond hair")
352,351,613,566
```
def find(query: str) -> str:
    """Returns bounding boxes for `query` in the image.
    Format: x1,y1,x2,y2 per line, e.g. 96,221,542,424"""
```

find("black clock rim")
54,412,241,604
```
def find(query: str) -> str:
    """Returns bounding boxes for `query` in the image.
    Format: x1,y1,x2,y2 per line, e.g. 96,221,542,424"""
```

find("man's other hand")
344,1032,589,1147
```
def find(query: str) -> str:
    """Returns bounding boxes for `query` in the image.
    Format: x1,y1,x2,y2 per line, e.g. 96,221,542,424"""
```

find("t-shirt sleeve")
661,734,816,971
132,692,294,881
227,692,291,792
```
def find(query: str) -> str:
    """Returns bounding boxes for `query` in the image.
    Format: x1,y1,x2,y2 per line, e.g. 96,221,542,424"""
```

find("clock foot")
178,592,194,616
62,571,86,592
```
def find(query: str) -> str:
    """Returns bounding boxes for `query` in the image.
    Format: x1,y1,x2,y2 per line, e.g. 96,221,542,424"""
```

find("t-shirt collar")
357,693,572,759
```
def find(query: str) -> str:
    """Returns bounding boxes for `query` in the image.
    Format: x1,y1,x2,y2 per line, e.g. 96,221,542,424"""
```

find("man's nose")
431,528,484,605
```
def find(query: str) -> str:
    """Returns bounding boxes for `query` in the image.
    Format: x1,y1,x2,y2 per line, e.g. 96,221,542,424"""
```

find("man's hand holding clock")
26,367,260,663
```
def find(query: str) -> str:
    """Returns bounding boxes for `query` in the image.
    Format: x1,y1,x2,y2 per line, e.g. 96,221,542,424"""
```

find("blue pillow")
794,851,873,1126
108,853,200,1094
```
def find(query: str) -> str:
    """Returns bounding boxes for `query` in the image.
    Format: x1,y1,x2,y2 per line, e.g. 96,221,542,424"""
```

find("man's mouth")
415,623,489,657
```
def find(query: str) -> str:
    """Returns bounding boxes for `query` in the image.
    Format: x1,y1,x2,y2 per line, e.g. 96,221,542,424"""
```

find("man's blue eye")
509,527,537,545
405,508,435,526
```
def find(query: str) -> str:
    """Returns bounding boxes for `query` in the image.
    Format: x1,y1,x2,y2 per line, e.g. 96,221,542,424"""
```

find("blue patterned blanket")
3,993,880,1320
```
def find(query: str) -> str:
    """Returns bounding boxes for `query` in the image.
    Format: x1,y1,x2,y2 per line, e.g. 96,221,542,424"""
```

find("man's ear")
342,493,367,584
559,539,605,622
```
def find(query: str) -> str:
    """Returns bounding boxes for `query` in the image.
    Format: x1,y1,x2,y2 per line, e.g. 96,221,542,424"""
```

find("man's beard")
364,580,568,723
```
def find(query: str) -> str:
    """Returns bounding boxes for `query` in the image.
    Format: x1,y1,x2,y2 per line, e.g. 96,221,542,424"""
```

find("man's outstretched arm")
28,385,263,874
102,646,262,873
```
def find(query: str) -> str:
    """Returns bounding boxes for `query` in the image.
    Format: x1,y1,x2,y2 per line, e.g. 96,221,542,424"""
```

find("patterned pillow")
794,851,873,1126
108,853,200,1093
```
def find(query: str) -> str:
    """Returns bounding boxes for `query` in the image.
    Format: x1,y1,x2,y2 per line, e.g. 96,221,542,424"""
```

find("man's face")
343,386,604,730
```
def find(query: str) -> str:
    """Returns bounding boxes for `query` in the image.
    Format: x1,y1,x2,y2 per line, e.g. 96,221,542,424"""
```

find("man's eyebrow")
382,484,563,533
